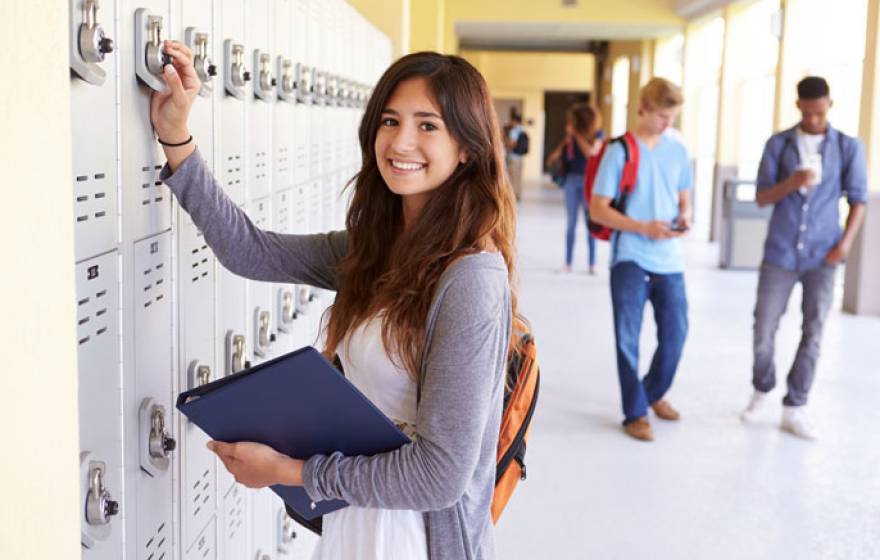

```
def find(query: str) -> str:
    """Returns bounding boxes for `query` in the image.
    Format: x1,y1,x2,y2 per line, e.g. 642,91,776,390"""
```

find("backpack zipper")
496,368,540,484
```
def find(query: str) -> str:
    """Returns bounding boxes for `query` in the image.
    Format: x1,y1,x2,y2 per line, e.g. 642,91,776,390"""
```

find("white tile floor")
495,186,880,560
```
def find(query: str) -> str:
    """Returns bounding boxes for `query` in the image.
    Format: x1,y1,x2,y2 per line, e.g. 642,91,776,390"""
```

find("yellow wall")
0,2,81,559
462,50,596,182
410,0,446,53
348,0,410,58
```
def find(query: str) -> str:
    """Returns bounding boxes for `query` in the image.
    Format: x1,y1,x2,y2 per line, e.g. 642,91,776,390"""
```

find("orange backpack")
492,315,540,523
286,316,541,533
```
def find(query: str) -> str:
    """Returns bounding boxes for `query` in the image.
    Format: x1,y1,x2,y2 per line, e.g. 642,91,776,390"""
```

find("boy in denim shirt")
740,77,867,439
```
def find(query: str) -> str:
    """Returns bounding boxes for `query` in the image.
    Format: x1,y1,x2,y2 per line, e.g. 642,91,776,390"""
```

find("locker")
120,2,172,243
131,231,175,560
220,483,248,559
246,0,274,202
70,0,119,262
184,516,218,560
218,0,248,205
76,251,123,560
250,488,276,560
246,197,277,362
272,0,296,195
68,4,391,559
273,189,303,353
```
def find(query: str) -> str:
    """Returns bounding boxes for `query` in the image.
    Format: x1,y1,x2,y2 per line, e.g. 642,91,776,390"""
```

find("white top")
796,127,825,193
310,316,428,560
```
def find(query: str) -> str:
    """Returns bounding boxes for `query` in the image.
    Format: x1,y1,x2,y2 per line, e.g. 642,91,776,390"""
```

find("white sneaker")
740,390,769,423
781,406,817,440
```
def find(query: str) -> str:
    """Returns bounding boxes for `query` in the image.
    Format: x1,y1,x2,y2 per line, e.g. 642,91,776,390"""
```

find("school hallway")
497,183,880,560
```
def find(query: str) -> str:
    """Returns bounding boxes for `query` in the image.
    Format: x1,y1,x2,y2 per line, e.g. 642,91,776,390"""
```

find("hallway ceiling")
456,21,683,52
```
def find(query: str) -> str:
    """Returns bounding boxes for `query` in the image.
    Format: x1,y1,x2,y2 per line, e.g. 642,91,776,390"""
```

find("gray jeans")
752,262,836,406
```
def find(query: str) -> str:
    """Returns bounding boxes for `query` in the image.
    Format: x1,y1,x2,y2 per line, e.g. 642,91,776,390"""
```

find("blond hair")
640,77,683,110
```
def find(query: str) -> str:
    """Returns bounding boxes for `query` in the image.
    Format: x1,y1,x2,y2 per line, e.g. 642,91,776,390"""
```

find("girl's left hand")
207,441,304,488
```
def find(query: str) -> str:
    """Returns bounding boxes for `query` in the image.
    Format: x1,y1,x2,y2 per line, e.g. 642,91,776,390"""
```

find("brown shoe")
651,400,680,421
623,417,654,441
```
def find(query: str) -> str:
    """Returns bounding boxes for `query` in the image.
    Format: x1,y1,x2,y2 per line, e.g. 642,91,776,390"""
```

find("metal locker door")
178,219,219,554
70,0,119,263
120,2,173,243
306,0,323,184
217,0,250,500
184,516,218,560
76,251,124,560
246,198,278,363
291,0,311,187
288,182,316,348
272,0,295,197
220,483,249,559
216,246,248,499
218,0,248,206
273,189,301,354
247,0,274,203
321,175,335,233
250,488,276,560
173,5,221,555
131,231,176,560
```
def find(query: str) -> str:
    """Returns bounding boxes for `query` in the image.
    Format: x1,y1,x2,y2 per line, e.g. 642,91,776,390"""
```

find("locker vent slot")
144,521,168,560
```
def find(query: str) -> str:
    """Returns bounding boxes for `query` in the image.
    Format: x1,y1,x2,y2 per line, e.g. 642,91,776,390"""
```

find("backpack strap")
619,132,639,195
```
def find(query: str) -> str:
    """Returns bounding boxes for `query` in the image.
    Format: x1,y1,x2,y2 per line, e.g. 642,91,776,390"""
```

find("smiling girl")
151,44,517,560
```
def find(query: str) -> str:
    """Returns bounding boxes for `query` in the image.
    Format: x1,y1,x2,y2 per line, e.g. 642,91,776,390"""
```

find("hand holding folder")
176,346,411,520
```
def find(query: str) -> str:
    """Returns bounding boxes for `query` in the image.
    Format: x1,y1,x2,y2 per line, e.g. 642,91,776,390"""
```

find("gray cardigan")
161,149,511,559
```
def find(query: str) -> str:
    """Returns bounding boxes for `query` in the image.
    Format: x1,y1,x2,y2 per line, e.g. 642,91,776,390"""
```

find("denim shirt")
756,125,867,271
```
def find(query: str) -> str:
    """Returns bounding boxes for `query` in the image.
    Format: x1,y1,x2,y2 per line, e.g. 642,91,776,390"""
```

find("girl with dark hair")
151,42,516,559
546,102,603,274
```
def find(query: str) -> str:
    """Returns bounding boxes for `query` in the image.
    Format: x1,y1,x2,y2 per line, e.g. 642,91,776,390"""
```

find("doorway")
543,91,591,174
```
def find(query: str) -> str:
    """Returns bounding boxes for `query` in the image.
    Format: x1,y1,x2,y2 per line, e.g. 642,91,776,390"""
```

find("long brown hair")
322,51,518,379
568,102,601,139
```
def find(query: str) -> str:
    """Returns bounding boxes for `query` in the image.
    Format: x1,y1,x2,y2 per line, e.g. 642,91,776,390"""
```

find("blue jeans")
563,173,596,267
610,261,689,424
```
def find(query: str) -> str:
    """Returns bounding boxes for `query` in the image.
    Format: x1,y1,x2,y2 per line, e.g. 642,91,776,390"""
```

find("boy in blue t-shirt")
590,77,693,442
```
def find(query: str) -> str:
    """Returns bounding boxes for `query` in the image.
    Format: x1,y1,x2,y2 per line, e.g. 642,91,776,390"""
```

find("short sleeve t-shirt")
592,134,693,274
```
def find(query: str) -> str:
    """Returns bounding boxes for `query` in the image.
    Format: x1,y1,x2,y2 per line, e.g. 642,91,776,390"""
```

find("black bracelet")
157,134,193,147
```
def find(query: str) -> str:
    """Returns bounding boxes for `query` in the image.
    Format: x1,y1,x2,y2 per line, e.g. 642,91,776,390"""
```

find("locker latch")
71,0,114,85
277,57,296,103
188,360,212,389
337,79,349,108
254,50,275,101
277,509,297,553
295,63,312,105
296,285,315,315
226,331,249,374
278,289,297,333
85,461,119,526
148,404,176,459
313,70,327,105
185,27,215,97
326,75,339,106
224,40,250,100
196,364,211,386
135,9,170,92
254,308,274,358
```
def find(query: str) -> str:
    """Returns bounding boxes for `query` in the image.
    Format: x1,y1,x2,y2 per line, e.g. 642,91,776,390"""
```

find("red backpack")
584,132,640,240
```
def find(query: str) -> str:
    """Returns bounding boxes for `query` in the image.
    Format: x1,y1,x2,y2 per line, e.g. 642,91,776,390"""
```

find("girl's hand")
150,40,200,143
208,441,304,488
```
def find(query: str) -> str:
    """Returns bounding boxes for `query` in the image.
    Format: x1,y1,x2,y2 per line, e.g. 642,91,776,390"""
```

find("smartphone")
670,221,689,233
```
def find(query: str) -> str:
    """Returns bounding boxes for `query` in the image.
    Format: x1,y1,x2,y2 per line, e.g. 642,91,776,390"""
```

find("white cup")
802,153,822,187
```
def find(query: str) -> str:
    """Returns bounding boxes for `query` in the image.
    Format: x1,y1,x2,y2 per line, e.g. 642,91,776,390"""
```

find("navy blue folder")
176,346,411,520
